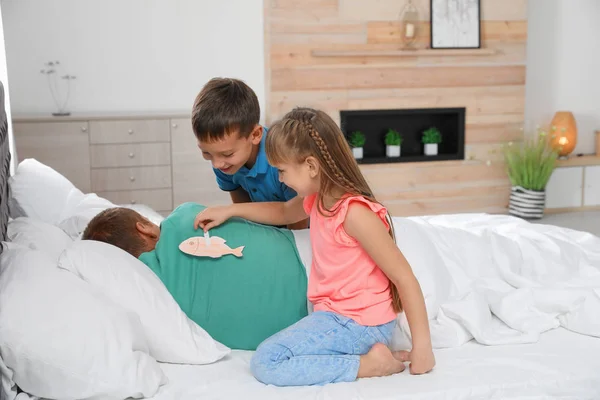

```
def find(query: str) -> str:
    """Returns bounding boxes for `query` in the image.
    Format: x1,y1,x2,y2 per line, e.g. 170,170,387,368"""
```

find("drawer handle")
81,126,87,132
172,123,178,128
130,200,137,205
128,129,134,134
130,176,136,182
128,152,135,158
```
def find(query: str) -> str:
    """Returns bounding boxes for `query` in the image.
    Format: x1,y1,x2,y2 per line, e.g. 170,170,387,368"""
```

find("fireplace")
340,107,465,164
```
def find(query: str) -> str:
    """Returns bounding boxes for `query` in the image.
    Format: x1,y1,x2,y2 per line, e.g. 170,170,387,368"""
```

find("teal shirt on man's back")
139,202,308,350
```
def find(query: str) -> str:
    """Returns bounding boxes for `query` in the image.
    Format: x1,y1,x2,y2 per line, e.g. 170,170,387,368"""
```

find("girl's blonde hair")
266,107,402,313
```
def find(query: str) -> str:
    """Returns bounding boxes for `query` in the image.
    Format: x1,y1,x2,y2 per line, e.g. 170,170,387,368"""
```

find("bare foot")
392,350,411,362
357,343,406,379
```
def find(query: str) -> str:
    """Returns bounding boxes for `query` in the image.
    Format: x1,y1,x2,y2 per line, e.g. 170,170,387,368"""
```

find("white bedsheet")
153,328,600,400
149,213,600,400
389,213,600,350
296,213,600,349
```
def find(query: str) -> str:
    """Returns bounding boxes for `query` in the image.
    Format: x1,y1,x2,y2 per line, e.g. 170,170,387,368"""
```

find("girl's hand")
194,206,233,231
396,348,435,375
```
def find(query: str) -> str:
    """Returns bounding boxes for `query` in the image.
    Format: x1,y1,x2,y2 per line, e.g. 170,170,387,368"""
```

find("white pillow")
7,217,73,261
58,240,231,364
8,159,76,224
9,159,166,240
8,159,115,237
393,217,454,319
0,245,167,400
57,190,116,238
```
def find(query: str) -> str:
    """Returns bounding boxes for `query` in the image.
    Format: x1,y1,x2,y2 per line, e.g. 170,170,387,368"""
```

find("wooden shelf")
311,48,497,58
556,154,600,167
357,154,462,165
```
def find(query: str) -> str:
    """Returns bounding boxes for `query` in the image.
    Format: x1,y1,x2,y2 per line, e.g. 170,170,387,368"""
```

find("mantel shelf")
311,48,497,58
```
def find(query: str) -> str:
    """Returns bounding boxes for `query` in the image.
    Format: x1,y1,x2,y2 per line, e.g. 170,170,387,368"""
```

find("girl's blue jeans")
250,311,396,387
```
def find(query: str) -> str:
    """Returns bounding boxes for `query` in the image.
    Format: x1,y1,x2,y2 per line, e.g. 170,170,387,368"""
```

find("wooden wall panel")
265,0,528,216
272,66,526,91
338,0,527,21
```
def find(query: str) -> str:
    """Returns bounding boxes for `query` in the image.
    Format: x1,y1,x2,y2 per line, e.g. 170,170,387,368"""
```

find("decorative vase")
509,186,546,219
386,145,401,158
424,143,438,156
352,147,363,160
40,61,76,117
550,111,577,158
399,0,419,50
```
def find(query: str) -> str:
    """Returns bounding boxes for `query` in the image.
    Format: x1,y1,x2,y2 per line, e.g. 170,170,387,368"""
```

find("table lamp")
550,111,577,158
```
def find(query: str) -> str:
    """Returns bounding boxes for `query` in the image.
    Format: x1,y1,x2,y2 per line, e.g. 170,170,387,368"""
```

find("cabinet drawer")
90,119,170,144
91,143,171,168
584,165,600,206
91,166,172,191
96,189,173,211
545,167,583,209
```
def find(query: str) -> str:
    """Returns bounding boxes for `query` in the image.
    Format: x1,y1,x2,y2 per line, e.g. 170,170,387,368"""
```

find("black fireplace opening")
340,107,465,164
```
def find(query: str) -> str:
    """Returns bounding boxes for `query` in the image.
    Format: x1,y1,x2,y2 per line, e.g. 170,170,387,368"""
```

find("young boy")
191,78,308,229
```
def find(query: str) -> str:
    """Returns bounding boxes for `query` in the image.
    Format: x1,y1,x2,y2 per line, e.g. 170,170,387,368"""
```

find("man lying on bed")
82,202,309,351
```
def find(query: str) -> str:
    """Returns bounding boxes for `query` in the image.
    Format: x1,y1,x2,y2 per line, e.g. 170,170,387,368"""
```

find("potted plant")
422,127,442,156
348,131,366,160
503,129,558,219
384,129,402,158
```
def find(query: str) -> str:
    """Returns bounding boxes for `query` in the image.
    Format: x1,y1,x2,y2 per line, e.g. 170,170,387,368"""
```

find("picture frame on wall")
430,0,481,49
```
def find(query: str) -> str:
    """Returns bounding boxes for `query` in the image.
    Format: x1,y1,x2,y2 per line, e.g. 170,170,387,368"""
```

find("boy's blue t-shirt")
213,128,297,202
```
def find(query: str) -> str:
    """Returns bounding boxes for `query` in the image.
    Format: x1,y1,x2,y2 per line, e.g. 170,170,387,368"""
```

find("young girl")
194,107,435,386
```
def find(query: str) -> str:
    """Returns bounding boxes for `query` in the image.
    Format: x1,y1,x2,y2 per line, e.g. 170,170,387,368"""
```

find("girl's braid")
294,116,362,195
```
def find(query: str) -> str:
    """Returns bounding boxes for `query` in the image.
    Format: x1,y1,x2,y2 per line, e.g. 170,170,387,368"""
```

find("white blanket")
295,213,600,349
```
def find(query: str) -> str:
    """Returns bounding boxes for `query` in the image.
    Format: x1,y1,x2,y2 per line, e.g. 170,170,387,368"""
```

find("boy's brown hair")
191,77,260,143
82,208,148,258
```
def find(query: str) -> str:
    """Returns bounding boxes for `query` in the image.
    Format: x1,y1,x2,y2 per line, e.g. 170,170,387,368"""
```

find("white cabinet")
546,157,600,211
13,113,232,215
13,121,92,193
583,165,600,206
545,167,583,209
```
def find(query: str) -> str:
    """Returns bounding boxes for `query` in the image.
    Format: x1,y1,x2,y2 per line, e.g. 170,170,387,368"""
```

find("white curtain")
0,3,15,175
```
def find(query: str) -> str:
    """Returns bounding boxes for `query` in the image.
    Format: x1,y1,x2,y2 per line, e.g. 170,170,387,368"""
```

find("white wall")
0,4,15,173
1,0,265,121
525,0,600,155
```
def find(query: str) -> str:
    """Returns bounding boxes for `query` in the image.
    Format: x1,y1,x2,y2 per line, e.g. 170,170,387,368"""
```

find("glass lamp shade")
550,111,577,157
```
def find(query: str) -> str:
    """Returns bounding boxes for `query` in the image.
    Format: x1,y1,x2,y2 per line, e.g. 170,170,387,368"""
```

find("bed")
1,80,600,399
154,328,600,400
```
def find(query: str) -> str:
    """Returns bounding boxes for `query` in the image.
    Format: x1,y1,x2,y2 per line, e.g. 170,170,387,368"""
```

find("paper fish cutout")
179,236,244,259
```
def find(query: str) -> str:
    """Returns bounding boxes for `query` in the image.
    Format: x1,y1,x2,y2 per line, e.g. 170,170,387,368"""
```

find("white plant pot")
386,145,401,158
509,186,546,219
352,147,363,159
424,143,438,156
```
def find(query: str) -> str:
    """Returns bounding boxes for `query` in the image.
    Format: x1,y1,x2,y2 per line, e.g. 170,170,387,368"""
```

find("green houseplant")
422,127,442,156
348,131,366,160
503,129,559,219
384,129,403,158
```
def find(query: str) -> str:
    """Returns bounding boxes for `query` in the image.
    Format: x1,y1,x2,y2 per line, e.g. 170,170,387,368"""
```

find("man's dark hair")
82,208,148,258
191,77,260,142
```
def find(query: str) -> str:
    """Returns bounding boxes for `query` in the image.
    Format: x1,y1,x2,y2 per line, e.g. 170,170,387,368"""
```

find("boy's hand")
395,348,435,375
194,206,232,231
